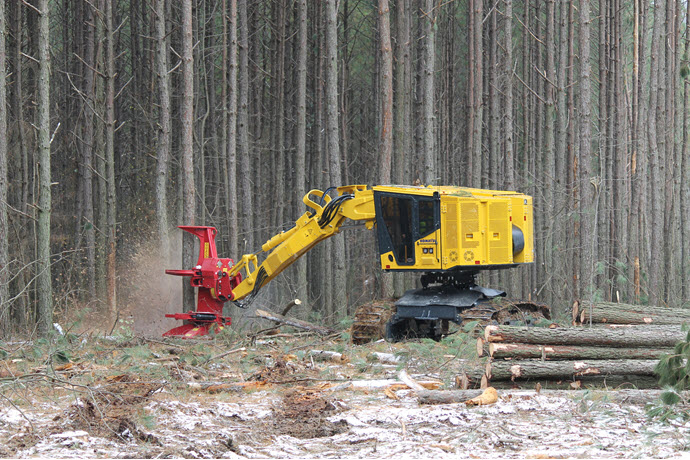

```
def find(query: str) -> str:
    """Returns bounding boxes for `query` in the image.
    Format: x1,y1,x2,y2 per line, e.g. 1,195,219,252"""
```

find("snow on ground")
3,388,690,459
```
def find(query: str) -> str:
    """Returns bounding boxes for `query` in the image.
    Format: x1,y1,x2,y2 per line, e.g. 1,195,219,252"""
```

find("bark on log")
489,342,674,360
487,359,658,380
485,325,686,347
490,375,660,390
578,302,690,325
254,309,335,335
418,389,484,405
580,301,690,315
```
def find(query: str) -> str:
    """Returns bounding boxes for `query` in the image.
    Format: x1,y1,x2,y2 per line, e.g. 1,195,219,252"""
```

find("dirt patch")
271,388,347,439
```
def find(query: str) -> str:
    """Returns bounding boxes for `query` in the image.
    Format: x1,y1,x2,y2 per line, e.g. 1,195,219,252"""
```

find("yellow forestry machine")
164,185,544,340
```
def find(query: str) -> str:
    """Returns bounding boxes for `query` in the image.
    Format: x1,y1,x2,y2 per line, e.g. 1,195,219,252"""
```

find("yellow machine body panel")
229,184,533,305
372,185,533,272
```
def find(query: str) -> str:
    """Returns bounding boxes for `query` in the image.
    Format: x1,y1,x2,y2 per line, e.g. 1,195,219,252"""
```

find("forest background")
0,0,687,337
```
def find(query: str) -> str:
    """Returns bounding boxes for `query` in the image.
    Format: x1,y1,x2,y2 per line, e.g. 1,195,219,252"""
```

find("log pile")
476,322,687,389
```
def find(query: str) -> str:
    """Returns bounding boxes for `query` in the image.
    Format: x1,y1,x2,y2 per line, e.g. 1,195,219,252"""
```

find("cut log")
254,309,335,335
581,301,690,316
476,337,487,357
578,302,690,325
489,375,661,390
487,359,659,381
418,389,484,405
455,372,470,390
489,343,673,360
571,300,580,326
309,350,348,363
281,299,302,316
485,324,686,348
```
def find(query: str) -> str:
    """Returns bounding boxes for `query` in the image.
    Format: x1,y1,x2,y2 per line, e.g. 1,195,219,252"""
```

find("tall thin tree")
155,0,171,258
325,0,346,317
181,0,196,311
36,0,52,335
0,0,7,334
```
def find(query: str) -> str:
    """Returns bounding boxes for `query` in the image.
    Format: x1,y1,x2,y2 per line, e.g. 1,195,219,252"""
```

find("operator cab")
373,190,441,268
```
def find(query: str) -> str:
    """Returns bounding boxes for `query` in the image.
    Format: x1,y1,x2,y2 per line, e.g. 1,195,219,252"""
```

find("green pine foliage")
648,327,690,422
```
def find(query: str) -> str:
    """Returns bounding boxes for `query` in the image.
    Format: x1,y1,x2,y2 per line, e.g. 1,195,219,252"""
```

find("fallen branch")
255,309,335,335
418,389,484,405
398,369,426,392
203,347,247,364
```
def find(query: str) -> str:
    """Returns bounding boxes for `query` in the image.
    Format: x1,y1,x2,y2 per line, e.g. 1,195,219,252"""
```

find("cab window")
380,195,415,265
419,199,436,238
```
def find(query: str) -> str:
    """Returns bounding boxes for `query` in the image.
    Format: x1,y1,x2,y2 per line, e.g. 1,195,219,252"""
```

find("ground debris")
3,328,688,459
271,388,347,439
50,374,163,446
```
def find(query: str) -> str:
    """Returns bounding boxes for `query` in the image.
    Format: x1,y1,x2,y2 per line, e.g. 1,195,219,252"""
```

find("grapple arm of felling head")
163,225,242,338
163,186,376,338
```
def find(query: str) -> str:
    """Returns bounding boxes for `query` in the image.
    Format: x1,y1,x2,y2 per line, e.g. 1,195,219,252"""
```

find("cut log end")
484,325,500,342
476,338,485,357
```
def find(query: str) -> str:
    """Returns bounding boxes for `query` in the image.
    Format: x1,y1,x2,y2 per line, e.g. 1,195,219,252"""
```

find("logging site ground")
2,310,690,459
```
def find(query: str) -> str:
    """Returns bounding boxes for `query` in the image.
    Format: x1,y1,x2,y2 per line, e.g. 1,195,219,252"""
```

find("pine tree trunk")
682,0,690,301
421,0,435,183
471,0,482,187
104,0,117,319
325,0,345,319
647,0,664,307
155,0,171,258
578,0,596,303
0,0,7,335
378,0,393,298
227,0,239,258
504,0,514,191
81,3,96,300
543,0,556,307
181,0,195,312
36,0,52,336
394,0,413,297
294,0,308,307
238,0,252,253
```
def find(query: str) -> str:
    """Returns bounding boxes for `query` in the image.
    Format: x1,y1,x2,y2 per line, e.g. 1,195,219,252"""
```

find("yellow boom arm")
228,185,375,304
